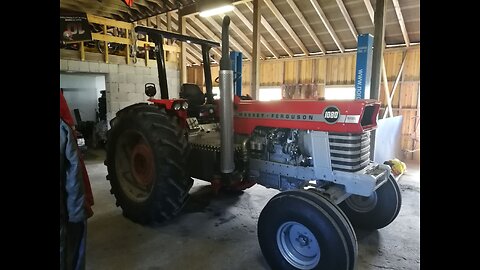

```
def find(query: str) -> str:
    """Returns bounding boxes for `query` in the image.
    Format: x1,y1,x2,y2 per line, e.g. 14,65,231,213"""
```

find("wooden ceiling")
60,0,196,22
60,0,420,63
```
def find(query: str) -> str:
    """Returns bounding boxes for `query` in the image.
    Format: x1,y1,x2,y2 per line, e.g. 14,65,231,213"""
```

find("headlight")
209,108,214,114
173,102,181,110
182,102,189,110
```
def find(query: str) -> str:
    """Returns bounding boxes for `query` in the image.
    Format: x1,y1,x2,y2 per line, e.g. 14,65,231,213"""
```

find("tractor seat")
180,84,205,107
180,84,205,117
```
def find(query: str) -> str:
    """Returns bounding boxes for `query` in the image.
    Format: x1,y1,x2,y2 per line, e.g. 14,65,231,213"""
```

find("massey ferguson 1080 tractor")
105,16,401,270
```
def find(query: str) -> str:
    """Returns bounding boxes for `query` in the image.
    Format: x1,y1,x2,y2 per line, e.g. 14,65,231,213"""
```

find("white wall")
60,59,180,123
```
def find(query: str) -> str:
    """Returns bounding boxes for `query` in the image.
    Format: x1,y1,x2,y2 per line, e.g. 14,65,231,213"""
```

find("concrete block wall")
60,59,180,123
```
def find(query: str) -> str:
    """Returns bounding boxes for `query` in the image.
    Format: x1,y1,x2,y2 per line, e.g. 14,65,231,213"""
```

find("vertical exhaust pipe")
219,16,235,174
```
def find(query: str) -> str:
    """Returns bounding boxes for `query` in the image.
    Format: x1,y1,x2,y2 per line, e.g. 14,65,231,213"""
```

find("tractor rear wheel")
258,190,357,270
105,103,193,224
339,174,402,230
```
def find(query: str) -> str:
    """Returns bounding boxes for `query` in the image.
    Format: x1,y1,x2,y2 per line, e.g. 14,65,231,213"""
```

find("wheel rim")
115,130,155,203
276,221,321,269
345,191,378,213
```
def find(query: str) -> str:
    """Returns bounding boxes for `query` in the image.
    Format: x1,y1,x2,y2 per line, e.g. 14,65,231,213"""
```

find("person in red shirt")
60,89,94,217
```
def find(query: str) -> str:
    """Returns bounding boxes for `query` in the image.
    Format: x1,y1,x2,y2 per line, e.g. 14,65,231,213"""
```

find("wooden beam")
87,14,133,30
381,60,392,117
126,29,130,64
168,13,222,61
252,0,261,99
221,14,267,59
245,2,293,57
264,0,309,55
167,13,217,65
145,35,149,67
335,0,358,41
363,0,375,23
167,12,172,31
156,15,162,29
103,24,109,63
178,0,256,17
185,52,196,65
392,0,410,47
69,0,145,21
91,33,131,45
80,41,85,61
183,21,222,59
261,45,419,62
308,0,344,53
189,16,233,56
186,46,203,62
232,7,278,58
383,51,407,118
264,0,310,55
179,15,187,84
285,0,326,54
203,16,252,60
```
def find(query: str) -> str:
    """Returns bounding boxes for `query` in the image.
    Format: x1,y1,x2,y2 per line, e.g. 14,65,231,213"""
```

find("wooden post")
252,0,262,100
382,51,407,118
103,24,109,63
167,12,172,45
145,35,149,67
80,42,85,61
179,15,187,84
370,0,386,100
399,52,407,110
412,82,420,160
126,29,130,65
381,60,393,117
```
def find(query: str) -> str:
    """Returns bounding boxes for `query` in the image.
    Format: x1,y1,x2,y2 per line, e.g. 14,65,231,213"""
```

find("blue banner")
354,34,374,99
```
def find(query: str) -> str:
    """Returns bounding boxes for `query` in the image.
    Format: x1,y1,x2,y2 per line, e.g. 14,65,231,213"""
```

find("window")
324,85,355,100
211,86,282,101
211,86,220,99
259,87,282,101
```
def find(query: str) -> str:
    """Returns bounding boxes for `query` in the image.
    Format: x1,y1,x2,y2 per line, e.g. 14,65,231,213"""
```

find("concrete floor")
83,150,420,270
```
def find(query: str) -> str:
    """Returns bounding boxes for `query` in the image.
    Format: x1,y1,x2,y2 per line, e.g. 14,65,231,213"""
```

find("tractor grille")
328,132,370,172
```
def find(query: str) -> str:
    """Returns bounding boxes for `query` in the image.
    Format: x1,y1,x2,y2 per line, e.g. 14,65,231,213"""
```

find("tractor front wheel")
258,190,357,270
105,103,193,224
339,174,402,230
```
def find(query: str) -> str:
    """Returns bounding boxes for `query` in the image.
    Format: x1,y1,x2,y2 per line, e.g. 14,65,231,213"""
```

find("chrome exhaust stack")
219,16,235,174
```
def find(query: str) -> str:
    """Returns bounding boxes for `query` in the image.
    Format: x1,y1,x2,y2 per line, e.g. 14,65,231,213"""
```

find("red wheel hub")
130,143,155,186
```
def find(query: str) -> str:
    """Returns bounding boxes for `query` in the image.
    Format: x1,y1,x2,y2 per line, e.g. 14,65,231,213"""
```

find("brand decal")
323,106,340,124
236,109,358,124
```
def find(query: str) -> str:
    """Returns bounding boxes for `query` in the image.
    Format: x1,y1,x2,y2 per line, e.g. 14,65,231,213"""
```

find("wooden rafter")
363,0,375,23
221,15,266,59
184,23,223,59
245,2,293,57
61,2,134,21
186,46,203,62
392,0,410,46
335,0,358,41
285,0,326,54
152,13,213,65
203,16,253,60
64,0,144,21
264,0,309,55
189,16,240,58
170,13,222,59
308,0,344,53
382,52,407,118
232,7,278,58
